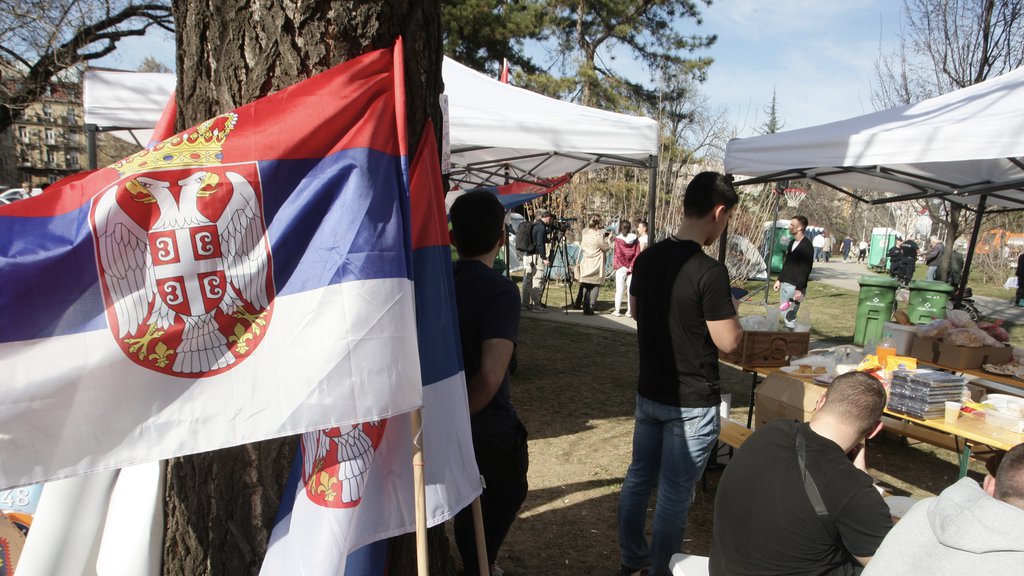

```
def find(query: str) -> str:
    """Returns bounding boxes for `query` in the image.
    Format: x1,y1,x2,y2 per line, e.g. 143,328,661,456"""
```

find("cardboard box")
985,344,1014,365
883,322,917,356
910,336,939,363
721,330,810,367
753,373,826,428
936,341,1013,369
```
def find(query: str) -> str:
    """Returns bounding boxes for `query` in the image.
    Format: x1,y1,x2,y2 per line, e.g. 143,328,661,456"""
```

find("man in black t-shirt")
450,191,528,576
710,372,892,576
617,172,743,576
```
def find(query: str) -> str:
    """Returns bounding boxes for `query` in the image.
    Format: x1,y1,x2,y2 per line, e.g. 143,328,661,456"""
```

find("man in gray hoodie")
863,443,1024,575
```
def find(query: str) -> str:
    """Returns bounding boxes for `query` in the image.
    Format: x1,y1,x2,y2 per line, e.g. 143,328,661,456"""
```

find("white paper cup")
944,401,962,424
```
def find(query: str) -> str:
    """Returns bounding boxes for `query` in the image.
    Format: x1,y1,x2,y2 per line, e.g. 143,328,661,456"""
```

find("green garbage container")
907,280,954,324
854,275,900,346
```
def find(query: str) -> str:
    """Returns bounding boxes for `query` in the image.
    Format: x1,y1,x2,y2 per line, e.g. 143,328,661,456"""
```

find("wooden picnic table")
741,365,1024,478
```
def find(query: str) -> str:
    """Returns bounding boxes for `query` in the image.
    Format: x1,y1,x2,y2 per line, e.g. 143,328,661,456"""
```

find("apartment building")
0,81,87,188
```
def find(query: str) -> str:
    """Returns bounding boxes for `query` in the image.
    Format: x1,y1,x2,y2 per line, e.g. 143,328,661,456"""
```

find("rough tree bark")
163,2,448,574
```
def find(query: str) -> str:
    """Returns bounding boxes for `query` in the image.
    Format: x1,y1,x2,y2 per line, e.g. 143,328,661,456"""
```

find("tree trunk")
164,1,444,574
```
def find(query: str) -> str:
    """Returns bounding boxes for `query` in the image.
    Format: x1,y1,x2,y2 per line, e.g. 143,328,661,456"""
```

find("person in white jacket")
863,443,1024,575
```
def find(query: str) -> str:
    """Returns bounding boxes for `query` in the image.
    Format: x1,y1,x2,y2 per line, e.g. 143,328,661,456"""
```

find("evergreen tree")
442,0,547,76
534,0,716,110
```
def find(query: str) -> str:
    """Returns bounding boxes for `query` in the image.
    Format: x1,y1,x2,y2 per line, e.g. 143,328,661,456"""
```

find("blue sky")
698,1,904,135
96,2,904,137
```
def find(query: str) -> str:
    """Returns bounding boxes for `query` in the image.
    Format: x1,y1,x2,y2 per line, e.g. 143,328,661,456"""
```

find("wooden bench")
702,419,753,491
720,418,753,449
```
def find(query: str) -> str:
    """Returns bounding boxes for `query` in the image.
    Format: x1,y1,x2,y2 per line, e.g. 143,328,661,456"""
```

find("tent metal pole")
718,224,728,263
764,184,783,304
958,194,987,298
647,155,657,237
86,124,98,170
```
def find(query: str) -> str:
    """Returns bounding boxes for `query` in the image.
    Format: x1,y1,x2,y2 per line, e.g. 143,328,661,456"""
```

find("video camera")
549,216,577,233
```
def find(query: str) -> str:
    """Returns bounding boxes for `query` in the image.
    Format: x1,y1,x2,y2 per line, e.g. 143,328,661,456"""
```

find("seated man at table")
709,372,892,576
862,443,1024,575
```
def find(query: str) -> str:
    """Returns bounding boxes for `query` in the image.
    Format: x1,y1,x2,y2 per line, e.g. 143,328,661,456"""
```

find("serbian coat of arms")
300,421,387,509
90,114,274,376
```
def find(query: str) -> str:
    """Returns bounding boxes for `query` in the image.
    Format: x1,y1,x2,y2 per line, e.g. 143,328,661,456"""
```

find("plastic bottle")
877,333,896,368
779,298,794,312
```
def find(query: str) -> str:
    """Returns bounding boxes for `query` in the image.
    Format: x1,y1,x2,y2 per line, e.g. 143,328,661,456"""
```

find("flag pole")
412,407,429,576
471,497,489,575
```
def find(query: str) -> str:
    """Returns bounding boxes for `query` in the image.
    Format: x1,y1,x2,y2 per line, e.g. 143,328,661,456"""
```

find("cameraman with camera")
520,210,555,312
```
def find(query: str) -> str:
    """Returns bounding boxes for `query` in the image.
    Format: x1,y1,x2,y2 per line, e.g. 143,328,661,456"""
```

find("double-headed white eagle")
94,170,269,374
300,424,379,506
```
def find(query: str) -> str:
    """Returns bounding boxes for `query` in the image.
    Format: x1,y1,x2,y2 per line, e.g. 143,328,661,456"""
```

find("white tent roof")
83,70,176,145
724,65,1024,212
82,60,660,188
442,58,659,188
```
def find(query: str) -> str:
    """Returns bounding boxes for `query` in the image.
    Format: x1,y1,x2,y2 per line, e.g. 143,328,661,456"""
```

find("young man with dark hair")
617,171,743,576
863,442,1024,574
450,191,529,576
710,372,893,576
773,215,813,329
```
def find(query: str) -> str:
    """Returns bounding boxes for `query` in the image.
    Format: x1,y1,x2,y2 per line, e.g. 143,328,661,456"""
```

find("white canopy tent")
441,58,659,189
83,70,176,148
724,65,1024,294
83,59,661,221
725,65,1024,212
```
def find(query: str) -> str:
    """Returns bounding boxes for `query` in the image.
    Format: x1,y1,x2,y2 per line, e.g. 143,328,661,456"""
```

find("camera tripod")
540,229,576,314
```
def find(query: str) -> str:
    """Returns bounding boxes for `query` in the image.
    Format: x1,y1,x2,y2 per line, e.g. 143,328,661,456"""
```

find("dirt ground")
464,313,988,576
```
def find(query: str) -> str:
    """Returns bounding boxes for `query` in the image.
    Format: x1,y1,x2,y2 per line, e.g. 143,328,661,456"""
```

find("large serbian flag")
261,121,479,576
0,43,422,489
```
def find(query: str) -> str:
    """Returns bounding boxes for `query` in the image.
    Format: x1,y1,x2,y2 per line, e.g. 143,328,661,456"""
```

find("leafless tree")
0,0,172,133
874,0,1024,107
873,0,1024,280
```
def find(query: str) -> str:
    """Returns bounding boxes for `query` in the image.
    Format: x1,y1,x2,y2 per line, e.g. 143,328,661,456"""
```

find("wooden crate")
721,330,811,367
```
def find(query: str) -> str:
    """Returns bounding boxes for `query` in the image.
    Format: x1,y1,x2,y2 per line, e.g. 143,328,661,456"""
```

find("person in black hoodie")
773,216,813,328
900,237,919,284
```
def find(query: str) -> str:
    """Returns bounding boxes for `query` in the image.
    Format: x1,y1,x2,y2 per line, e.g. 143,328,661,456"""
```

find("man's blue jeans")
618,395,720,576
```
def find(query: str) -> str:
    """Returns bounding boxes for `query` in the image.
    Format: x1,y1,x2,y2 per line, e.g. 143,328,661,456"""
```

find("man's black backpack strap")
796,425,839,542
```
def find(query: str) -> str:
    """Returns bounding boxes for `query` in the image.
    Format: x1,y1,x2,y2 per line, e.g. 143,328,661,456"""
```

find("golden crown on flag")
114,113,238,176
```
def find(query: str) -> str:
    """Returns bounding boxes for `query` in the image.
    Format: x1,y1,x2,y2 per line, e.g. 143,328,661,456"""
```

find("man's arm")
467,338,515,414
854,555,874,567
708,316,743,354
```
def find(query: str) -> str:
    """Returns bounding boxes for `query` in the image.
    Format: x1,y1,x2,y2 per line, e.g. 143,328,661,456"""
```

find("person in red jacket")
612,220,641,317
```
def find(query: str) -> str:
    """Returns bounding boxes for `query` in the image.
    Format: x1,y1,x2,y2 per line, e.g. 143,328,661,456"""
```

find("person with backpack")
515,210,554,312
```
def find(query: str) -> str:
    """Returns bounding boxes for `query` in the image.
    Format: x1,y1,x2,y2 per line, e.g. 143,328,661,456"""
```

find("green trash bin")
907,280,954,324
854,275,899,346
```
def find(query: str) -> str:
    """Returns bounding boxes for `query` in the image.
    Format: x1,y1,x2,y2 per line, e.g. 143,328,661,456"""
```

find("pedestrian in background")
925,236,944,281
577,214,613,316
612,220,640,317
812,232,825,262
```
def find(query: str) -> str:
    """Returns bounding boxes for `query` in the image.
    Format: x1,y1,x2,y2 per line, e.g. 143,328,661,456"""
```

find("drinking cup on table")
944,401,962,424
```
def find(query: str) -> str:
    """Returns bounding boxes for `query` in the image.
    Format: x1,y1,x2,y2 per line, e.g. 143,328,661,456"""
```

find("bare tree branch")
0,1,173,133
